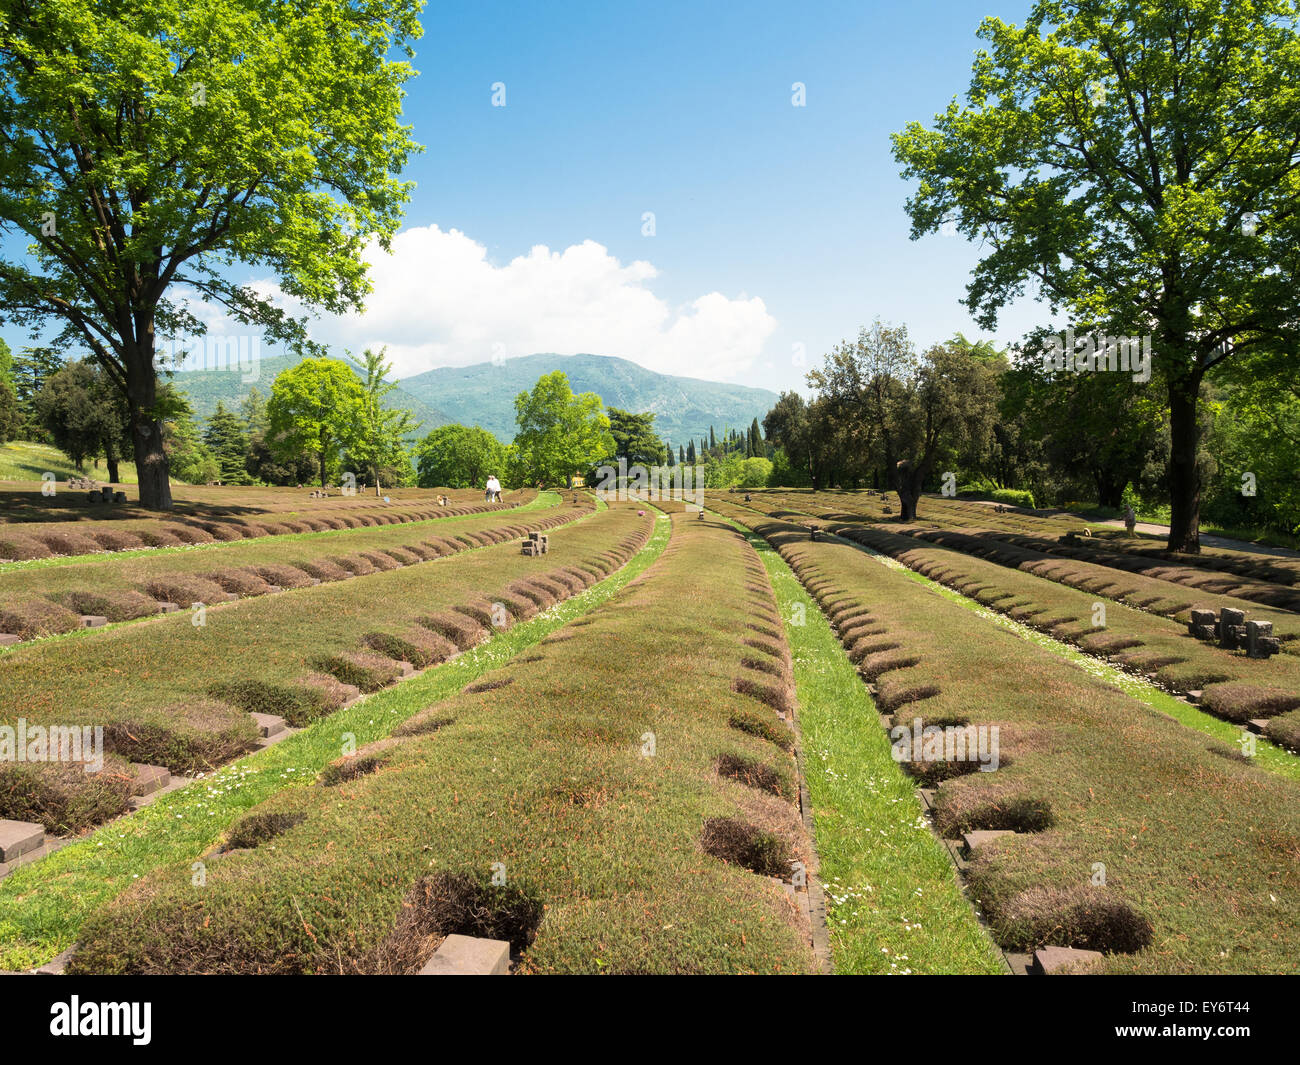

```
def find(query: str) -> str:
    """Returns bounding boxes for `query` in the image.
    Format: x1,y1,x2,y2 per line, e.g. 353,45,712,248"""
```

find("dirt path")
1095,518,1300,559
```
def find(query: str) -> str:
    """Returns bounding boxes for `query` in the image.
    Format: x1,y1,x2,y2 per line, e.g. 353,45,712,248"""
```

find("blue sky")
3,0,1052,394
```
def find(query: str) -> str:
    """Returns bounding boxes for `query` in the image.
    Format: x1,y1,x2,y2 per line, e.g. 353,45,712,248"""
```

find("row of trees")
762,324,1298,537
13,344,781,496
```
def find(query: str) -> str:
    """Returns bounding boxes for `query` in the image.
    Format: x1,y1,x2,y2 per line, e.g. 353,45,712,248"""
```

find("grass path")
729,517,1005,975
0,511,671,971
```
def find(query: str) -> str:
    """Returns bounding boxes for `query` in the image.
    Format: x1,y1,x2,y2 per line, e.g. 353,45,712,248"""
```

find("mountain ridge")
170,352,779,445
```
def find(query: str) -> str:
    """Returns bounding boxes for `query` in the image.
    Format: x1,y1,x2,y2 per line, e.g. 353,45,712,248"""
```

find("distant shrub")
0,535,53,560
56,589,159,622
715,753,793,799
0,759,133,834
727,709,794,750
207,679,332,727
319,756,384,787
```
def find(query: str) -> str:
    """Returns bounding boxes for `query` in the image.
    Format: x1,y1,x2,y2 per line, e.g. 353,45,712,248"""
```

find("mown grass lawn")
0,513,673,971
0,441,139,484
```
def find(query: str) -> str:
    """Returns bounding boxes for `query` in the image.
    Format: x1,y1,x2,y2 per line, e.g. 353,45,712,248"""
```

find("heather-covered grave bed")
826,524,1300,748
0,503,650,833
68,514,817,975
736,512,1300,974
0,494,576,641
0,483,534,562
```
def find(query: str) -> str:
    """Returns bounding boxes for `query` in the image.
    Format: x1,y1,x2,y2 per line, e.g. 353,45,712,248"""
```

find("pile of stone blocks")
520,531,549,557
1187,607,1281,658
66,476,98,490
87,488,127,504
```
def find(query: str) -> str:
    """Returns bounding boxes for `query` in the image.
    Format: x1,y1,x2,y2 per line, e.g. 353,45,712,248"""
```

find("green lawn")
0,441,139,484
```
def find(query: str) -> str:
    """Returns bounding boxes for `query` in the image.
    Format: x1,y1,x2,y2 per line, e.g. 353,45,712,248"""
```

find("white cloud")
245,225,776,381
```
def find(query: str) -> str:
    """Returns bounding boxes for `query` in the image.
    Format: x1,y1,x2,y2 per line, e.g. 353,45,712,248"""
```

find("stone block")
80,615,108,628
0,820,45,863
1189,608,1217,627
130,763,171,796
1247,620,1275,659
250,713,286,738
418,934,510,975
0,634,21,646
1032,945,1104,974
155,601,180,613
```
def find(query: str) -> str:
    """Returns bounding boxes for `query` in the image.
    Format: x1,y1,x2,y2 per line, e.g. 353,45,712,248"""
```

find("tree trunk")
319,446,327,488
1166,380,1203,553
893,461,923,522
125,342,172,509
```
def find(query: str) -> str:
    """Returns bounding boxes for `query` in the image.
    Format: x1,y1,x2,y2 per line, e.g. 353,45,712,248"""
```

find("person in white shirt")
485,475,501,502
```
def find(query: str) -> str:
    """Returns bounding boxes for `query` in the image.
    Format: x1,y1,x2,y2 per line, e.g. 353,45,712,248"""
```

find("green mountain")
170,354,449,435
171,351,780,448
399,353,779,445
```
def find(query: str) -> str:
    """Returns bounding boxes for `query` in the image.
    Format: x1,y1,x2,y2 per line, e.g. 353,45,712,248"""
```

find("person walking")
485,474,502,503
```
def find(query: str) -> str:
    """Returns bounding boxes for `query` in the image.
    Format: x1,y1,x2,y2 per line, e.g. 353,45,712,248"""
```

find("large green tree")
893,0,1300,551
605,408,666,468
33,357,130,479
348,348,419,493
203,401,250,485
0,0,422,509
512,371,613,487
809,322,1002,519
266,357,365,488
415,424,506,490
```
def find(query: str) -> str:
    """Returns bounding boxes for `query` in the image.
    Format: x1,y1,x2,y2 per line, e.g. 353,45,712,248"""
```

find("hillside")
170,354,449,435
399,353,780,444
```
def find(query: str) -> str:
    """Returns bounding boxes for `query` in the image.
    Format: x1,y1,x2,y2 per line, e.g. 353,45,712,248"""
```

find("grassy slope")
0,510,672,971
738,512,1300,974
0,441,139,484
66,514,816,975
0,500,630,818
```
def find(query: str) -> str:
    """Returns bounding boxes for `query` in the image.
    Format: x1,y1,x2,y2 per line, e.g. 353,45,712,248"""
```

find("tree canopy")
416,423,506,490
512,371,613,486
892,0,1300,549
0,0,423,507
266,357,365,488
